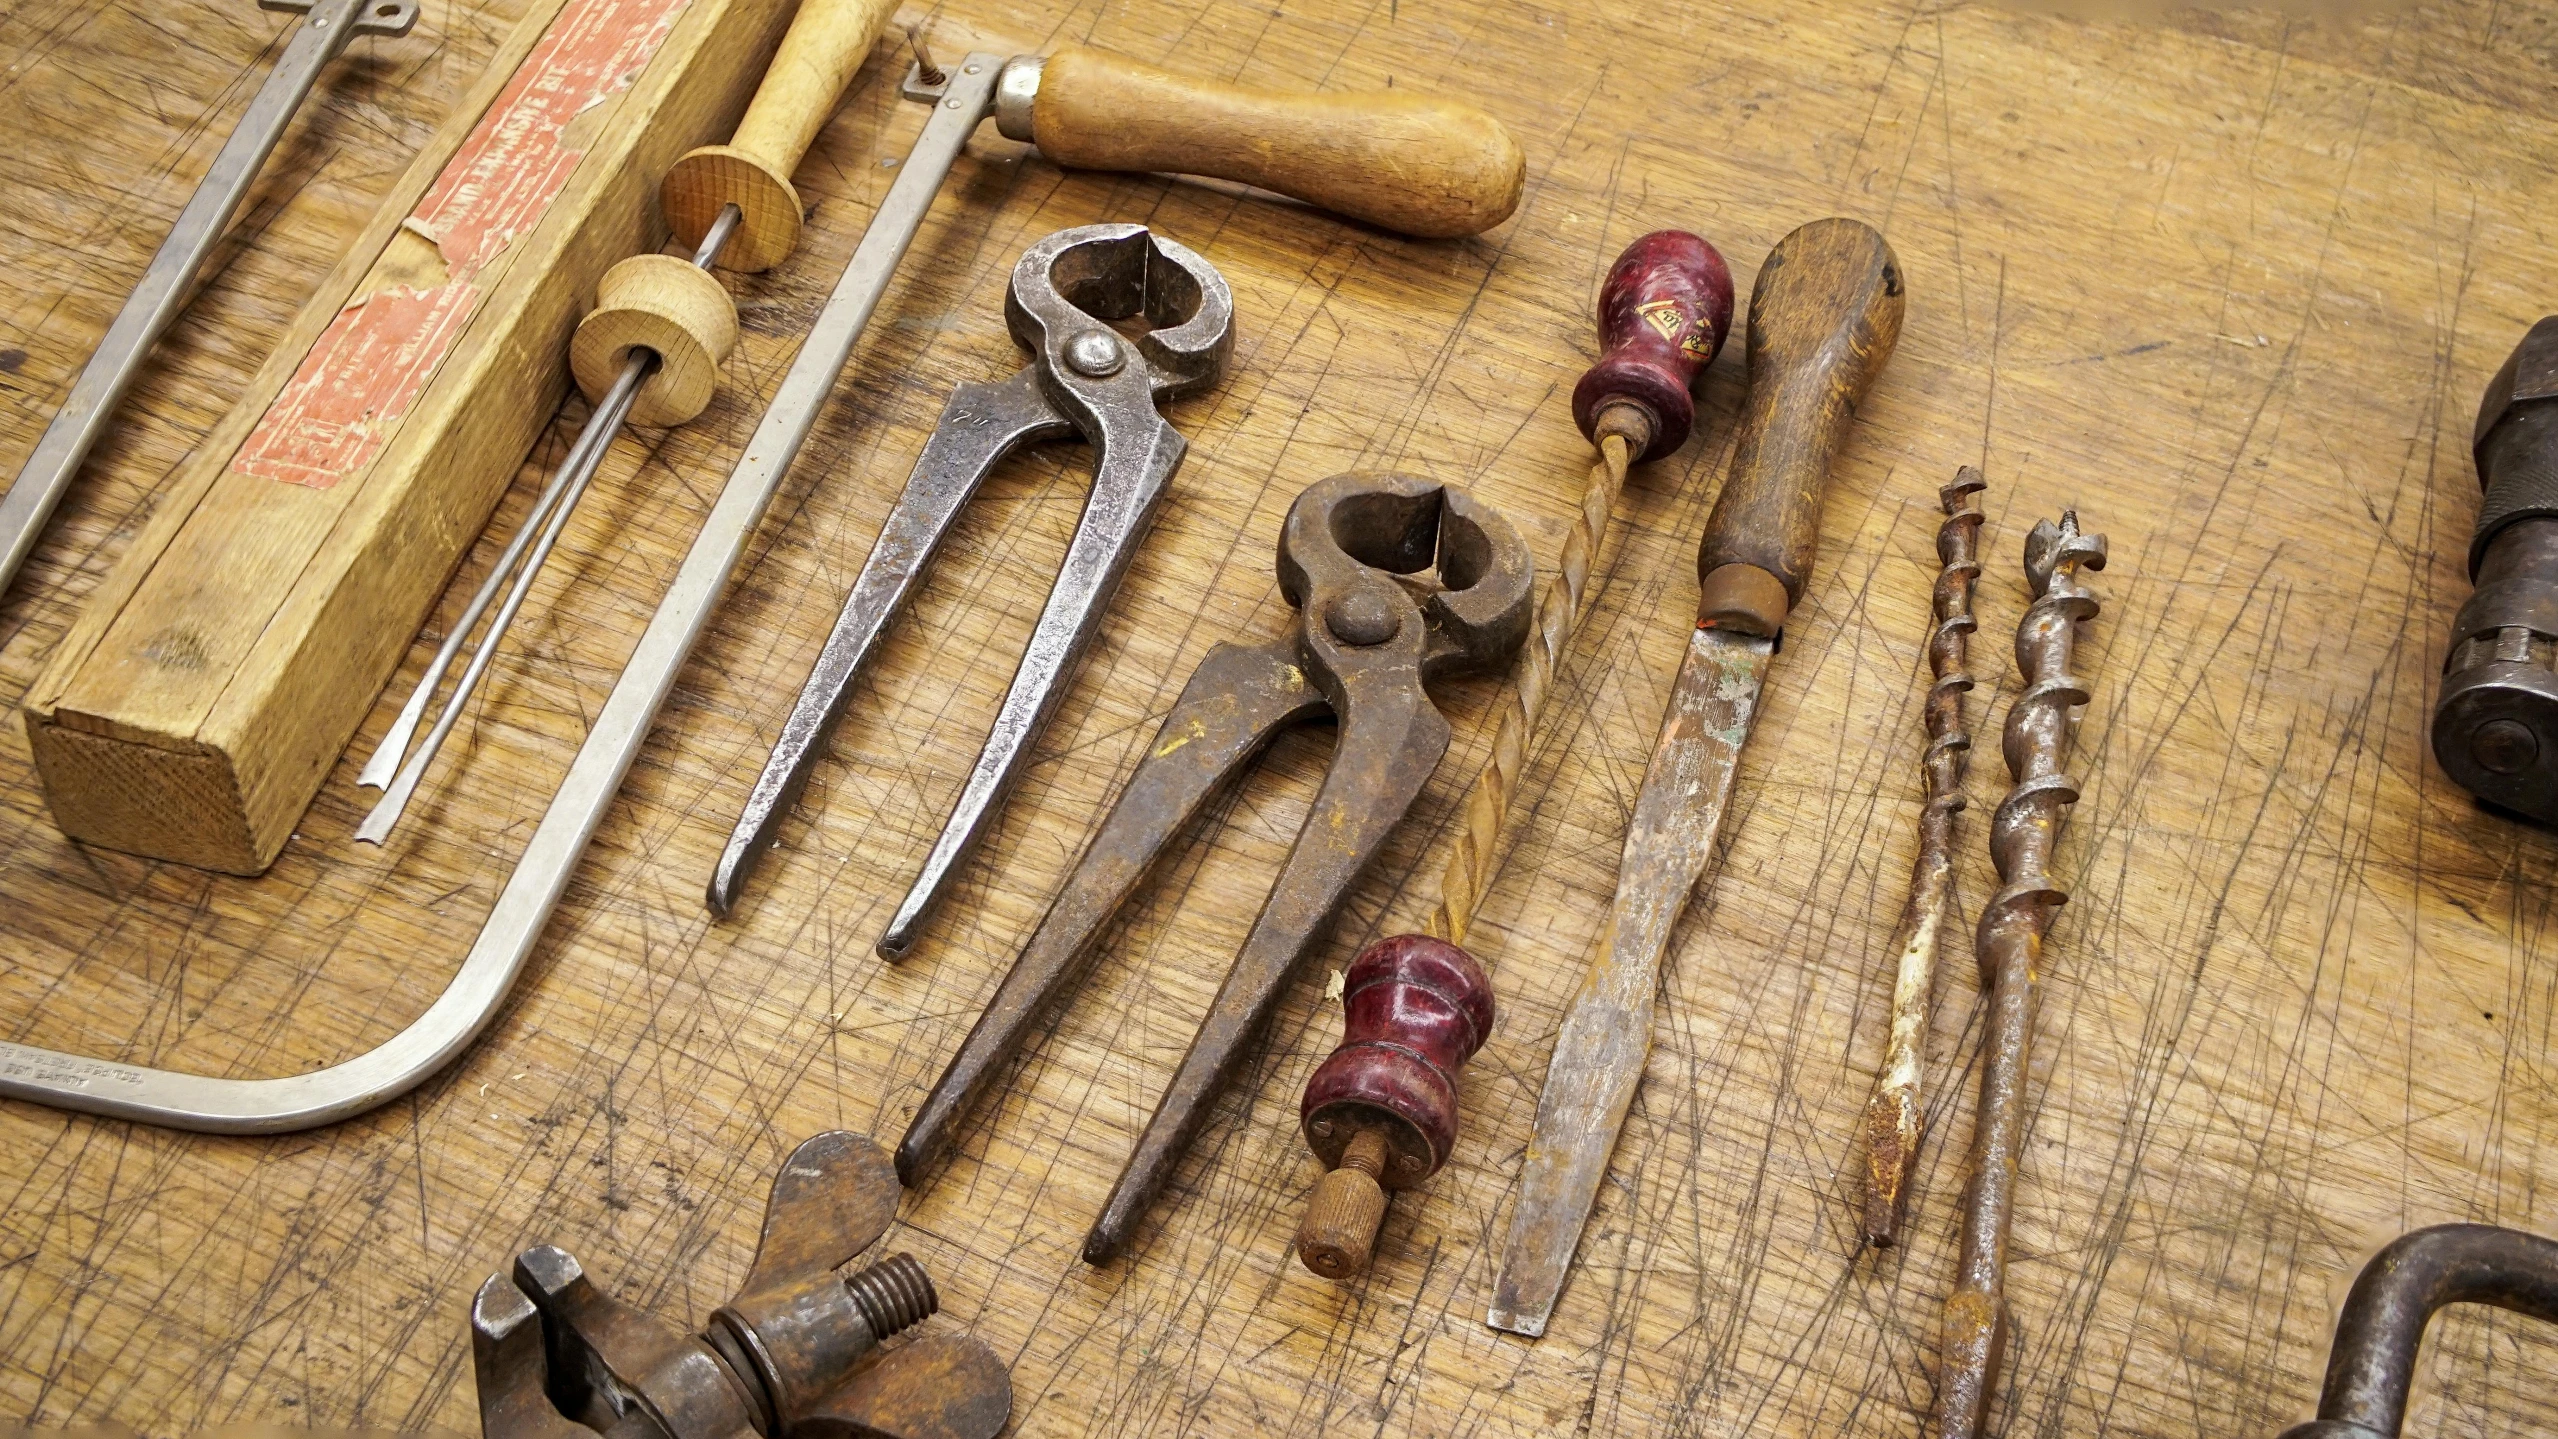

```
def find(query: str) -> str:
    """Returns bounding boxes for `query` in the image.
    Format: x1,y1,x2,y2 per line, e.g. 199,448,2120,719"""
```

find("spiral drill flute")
1857,468,1985,1249
1933,510,2106,1439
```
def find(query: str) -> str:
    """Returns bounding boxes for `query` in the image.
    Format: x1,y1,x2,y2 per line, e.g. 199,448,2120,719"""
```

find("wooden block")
23,0,801,874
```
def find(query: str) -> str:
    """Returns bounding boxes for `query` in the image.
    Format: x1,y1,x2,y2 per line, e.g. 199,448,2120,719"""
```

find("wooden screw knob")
571,254,739,427
661,145,805,274
1294,935,1494,1281
1296,1129,1391,1279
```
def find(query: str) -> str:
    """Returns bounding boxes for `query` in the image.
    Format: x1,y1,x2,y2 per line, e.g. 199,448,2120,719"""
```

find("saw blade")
1486,623,1774,1338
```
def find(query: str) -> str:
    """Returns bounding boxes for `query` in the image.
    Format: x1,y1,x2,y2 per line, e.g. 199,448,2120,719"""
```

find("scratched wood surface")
3,0,2556,1433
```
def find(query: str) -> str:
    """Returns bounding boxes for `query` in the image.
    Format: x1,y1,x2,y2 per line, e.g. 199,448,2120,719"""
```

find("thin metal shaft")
354,351,650,842
354,206,738,836
0,0,415,597
1430,427,1631,947
359,206,741,791
357,377,623,789
1933,510,2106,1439
1857,469,1984,1248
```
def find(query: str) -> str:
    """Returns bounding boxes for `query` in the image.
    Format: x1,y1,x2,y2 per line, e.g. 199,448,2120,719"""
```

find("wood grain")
2,0,2557,1435
1029,45,1525,240
658,0,902,269
1695,217,1902,633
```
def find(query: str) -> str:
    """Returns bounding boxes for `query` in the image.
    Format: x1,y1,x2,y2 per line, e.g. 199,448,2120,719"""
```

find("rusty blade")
1486,625,1773,1338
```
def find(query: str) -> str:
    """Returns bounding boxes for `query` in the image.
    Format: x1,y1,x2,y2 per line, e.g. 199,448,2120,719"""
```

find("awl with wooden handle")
0,6,1524,1136
1485,218,1903,1337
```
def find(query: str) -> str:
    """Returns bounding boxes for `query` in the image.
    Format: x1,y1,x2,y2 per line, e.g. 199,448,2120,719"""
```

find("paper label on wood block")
231,0,690,489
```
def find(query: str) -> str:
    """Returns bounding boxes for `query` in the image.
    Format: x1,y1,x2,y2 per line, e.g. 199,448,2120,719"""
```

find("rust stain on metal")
1932,511,2106,1439
1859,468,1985,1248
1487,624,1772,1337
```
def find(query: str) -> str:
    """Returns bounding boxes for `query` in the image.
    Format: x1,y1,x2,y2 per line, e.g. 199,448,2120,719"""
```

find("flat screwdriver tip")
1484,1306,1546,1338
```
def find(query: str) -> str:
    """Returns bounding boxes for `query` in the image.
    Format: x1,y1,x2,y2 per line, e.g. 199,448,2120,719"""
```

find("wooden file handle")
1024,46,1525,240
1694,218,1904,636
662,0,900,270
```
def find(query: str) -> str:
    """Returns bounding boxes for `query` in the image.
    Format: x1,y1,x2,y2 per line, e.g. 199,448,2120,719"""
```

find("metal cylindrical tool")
1856,470,1984,1248
1291,232,1732,1281
1934,510,2107,1439
2433,316,2558,824
355,0,904,843
0,0,419,598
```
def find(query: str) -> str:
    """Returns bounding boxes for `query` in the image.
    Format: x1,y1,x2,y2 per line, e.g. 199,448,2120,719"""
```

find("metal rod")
353,350,651,843
357,380,622,788
2275,1224,2558,1439
359,205,741,791
0,57,1004,1132
0,0,415,596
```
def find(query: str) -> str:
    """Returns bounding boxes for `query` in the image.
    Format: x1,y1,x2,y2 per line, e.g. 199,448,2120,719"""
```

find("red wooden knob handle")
1570,230,1736,462
1300,934,1494,1185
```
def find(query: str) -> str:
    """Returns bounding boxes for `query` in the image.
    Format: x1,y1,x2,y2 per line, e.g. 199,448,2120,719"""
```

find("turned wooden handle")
1694,218,1904,635
662,0,899,270
1295,935,1494,1279
1027,46,1525,239
1571,231,1735,462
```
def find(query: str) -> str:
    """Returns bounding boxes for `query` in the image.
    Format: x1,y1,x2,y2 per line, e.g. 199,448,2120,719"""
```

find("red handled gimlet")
1570,230,1736,461
1290,226,1738,1285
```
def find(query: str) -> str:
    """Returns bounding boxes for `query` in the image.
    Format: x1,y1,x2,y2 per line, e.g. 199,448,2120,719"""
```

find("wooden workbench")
5,0,2556,1433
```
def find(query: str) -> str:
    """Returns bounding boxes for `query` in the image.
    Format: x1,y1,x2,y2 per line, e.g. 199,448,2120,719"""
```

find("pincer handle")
1695,218,1904,635
1571,231,1736,461
1013,46,1525,239
662,0,902,270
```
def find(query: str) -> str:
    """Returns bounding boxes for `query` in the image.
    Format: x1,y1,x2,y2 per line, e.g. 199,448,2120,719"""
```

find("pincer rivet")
1065,330,1125,376
1324,589,1401,646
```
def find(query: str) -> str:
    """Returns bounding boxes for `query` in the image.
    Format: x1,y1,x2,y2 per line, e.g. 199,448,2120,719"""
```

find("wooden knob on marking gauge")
662,0,900,270
572,254,738,424
1015,46,1526,240
1572,231,1735,462
1295,935,1493,1279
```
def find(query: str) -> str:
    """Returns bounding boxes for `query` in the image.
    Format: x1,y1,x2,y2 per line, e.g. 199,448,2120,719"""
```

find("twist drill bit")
1934,509,2106,1439
1857,468,1985,1250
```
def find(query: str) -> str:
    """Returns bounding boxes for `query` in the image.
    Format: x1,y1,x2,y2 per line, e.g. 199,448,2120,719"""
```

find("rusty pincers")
895,472,1534,1263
